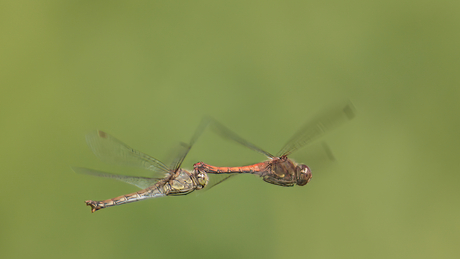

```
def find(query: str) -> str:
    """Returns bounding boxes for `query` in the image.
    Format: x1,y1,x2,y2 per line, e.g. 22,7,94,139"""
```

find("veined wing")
208,117,274,158
86,130,170,176
277,102,356,157
169,142,192,174
168,118,213,173
169,117,215,172
72,167,161,189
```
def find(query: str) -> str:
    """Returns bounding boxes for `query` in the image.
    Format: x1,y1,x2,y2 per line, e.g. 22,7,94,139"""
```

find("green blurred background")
1,1,459,258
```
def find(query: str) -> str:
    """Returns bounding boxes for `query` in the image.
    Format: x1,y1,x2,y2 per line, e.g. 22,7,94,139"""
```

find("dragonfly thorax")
296,164,312,186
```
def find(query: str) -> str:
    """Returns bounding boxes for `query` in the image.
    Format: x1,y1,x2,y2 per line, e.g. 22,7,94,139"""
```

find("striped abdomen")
194,161,268,175
85,184,165,213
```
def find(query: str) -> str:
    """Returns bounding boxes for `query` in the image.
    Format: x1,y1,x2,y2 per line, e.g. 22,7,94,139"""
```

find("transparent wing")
169,142,192,174
189,117,212,147
291,141,336,171
72,167,161,189
86,130,170,176
205,173,237,191
277,102,356,157
208,117,274,158
169,118,212,173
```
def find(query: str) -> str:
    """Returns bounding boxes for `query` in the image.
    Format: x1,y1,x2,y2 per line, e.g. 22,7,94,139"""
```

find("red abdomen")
194,161,267,174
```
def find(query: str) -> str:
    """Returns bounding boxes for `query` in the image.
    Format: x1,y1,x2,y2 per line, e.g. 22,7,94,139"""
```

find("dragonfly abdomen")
194,161,267,174
85,185,165,213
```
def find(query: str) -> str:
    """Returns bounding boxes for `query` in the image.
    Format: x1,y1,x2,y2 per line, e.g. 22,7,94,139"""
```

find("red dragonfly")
194,103,355,187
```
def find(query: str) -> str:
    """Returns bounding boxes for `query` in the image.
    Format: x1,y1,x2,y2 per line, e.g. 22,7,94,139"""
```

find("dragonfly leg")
261,175,295,187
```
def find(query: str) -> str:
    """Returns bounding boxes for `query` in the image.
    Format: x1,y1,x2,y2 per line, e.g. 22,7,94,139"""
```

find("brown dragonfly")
73,130,208,213
194,103,355,187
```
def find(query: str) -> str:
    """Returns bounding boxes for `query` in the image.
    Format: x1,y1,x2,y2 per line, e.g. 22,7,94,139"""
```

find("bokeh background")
1,1,459,258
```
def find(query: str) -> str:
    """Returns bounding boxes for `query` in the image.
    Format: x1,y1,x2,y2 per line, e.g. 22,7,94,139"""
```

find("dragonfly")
73,130,208,213
194,103,355,187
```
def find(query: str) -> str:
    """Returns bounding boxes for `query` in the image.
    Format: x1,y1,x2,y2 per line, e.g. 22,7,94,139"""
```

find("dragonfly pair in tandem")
74,103,355,213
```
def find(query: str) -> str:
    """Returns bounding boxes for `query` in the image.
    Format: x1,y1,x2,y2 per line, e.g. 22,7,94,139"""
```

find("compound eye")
296,165,312,186
197,172,209,188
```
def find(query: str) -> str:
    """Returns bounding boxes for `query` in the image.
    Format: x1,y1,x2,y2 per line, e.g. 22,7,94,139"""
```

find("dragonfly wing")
168,118,212,173
207,117,274,158
86,130,170,177
189,117,212,147
277,102,356,157
72,167,160,189
168,142,192,174
205,173,237,191
289,141,337,172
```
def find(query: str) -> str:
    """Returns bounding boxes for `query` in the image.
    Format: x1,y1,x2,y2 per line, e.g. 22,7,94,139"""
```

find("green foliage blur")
1,1,459,259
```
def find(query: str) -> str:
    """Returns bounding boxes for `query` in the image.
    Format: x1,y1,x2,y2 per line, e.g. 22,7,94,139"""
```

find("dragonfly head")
296,164,312,186
195,170,209,190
